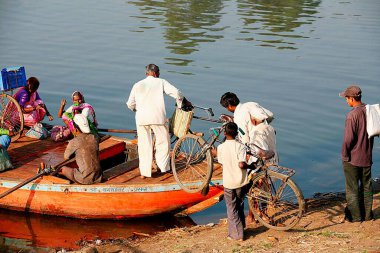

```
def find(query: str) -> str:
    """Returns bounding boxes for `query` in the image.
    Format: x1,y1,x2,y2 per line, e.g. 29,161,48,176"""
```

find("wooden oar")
0,161,68,199
0,135,111,199
98,128,137,134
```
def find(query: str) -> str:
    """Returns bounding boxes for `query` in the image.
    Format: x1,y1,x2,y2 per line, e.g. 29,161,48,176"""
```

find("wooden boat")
0,134,224,219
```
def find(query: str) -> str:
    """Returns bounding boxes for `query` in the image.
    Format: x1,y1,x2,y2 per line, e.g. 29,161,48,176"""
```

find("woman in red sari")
14,77,53,127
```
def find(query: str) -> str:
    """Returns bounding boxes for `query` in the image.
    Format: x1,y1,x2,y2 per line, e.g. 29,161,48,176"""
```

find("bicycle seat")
258,149,275,160
219,114,234,123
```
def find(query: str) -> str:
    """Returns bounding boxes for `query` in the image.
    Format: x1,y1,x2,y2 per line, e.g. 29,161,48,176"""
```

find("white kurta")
250,123,279,165
127,76,183,125
126,76,184,177
233,102,274,144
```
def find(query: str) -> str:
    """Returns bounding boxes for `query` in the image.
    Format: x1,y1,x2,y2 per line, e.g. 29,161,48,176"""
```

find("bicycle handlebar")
193,105,214,117
192,115,223,123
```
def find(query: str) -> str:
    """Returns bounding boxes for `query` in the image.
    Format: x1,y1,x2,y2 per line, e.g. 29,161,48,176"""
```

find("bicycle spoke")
0,94,24,141
185,138,204,166
172,134,213,193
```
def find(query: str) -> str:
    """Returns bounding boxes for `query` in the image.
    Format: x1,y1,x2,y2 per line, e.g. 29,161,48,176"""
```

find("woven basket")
169,108,193,138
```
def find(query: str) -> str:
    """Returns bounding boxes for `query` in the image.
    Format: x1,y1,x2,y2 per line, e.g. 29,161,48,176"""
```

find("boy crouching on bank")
216,122,250,241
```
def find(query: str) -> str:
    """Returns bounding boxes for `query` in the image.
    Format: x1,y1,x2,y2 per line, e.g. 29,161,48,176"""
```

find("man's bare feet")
227,236,243,242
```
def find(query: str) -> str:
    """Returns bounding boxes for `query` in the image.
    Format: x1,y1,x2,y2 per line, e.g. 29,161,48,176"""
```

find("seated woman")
57,91,98,136
14,77,54,127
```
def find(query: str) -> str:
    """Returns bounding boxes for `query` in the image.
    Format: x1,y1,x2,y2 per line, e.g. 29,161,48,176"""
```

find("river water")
1,0,379,251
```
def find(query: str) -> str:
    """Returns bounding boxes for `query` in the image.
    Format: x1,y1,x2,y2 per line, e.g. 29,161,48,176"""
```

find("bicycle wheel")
171,133,213,193
0,94,24,141
247,170,305,230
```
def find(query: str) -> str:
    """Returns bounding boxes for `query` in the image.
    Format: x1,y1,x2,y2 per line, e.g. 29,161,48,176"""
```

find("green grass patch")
262,242,273,249
317,230,349,238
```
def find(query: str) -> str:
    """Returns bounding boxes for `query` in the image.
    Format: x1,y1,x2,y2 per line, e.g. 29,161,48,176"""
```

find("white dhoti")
137,124,170,177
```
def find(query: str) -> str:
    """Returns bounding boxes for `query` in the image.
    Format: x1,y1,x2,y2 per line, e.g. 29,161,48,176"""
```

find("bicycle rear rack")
266,164,295,178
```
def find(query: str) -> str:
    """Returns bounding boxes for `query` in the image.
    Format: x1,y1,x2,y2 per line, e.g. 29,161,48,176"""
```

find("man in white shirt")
127,64,192,178
220,92,274,145
220,92,277,223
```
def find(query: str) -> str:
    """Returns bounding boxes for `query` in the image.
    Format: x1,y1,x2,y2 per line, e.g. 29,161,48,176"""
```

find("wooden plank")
176,190,224,216
38,175,71,184
103,159,139,181
1,136,125,181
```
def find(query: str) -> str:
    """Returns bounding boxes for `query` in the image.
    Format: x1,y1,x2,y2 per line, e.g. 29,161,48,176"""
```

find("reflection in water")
236,0,321,49
129,0,225,66
129,0,321,55
0,209,195,252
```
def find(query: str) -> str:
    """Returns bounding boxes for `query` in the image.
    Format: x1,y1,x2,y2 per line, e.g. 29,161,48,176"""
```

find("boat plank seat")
1,135,127,181
103,159,139,181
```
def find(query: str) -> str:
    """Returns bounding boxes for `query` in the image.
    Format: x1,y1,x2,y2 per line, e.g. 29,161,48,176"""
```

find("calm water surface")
1,0,379,250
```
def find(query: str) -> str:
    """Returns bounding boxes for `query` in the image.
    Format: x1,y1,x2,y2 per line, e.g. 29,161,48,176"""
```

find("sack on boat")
25,123,49,139
50,125,71,142
366,104,380,138
0,148,13,172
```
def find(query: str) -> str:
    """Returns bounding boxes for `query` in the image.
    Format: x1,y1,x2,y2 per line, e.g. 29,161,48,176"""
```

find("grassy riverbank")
66,192,380,253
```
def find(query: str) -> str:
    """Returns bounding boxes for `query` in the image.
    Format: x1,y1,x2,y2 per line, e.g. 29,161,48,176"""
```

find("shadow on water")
0,209,196,252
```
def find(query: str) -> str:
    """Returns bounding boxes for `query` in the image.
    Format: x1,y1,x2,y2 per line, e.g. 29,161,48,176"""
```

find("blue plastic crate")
0,66,27,91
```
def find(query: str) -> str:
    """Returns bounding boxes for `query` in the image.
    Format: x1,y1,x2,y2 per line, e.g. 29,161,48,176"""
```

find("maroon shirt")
341,104,374,167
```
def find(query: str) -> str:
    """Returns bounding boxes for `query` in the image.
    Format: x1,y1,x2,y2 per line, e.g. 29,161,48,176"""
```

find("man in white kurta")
233,102,273,144
127,64,185,178
220,92,274,147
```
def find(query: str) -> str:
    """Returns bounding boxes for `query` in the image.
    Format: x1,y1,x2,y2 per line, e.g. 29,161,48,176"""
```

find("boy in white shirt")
217,122,250,241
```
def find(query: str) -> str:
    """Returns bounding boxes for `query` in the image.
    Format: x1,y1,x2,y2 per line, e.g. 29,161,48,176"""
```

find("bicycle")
170,113,230,193
0,67,26,141
244,143,305,231
171,113,305,230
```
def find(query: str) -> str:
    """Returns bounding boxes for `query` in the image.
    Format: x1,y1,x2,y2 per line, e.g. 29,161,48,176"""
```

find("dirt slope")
68,193,380,253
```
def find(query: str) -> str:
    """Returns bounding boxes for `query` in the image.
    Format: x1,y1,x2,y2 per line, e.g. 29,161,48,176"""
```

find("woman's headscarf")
71,91,85,105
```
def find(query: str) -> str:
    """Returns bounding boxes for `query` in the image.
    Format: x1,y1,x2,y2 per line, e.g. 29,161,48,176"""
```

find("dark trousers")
224,186,247,240
343,161,373,221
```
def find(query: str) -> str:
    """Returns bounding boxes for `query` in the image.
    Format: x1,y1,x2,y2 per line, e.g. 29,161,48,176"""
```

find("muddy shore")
62,192,380,253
